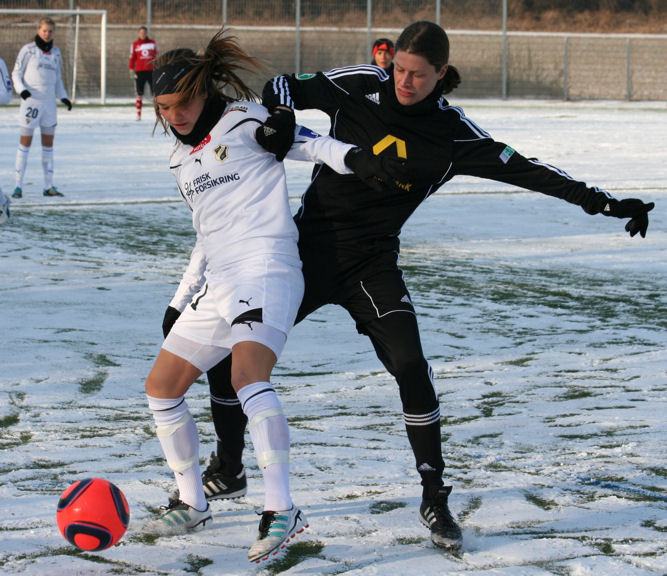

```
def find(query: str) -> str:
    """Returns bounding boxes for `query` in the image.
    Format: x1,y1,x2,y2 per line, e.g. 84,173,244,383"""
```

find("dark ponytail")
441,65,461,95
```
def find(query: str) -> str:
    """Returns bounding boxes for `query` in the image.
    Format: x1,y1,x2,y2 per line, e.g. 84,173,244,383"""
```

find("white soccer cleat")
143,499,212,536
248,506,308,563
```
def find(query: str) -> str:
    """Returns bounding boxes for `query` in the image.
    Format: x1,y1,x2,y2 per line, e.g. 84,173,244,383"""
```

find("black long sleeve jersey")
263,65,613,256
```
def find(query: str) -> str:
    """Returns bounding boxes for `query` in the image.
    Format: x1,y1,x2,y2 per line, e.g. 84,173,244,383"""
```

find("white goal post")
0,8,107,104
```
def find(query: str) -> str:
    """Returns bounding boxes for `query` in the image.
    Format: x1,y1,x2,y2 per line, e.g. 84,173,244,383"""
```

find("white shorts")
164,255,304,371
19,97,57,135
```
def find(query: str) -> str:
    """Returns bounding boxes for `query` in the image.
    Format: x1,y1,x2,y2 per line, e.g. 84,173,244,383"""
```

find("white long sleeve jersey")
0,58,11,104
168,100,354,311
12,42,67,100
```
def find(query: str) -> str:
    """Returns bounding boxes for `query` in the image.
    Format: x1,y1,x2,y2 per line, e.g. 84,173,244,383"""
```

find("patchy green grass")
555,387,597,401
183,553,213,573
264,540,325,574
500,356,534,367
79,370,108,394
87,353,121,368
641,519,667,533
0,413,19,428
369,500,407,514
591,538,615,555
394,535,426,545
524,491,559,511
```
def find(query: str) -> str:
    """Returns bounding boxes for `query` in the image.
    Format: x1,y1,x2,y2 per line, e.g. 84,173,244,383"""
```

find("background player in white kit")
0,56,12,221
11,17,72,199
143,30,404,563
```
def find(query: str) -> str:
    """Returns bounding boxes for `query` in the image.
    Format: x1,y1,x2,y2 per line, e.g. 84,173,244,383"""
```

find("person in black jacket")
162,21,654,552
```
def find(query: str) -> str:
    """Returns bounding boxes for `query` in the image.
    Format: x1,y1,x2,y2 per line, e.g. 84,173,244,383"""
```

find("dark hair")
139,26,148,32
153,29,266,133
395,21,461,95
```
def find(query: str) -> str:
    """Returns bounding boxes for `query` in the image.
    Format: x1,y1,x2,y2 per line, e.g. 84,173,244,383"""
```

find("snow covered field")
0,100,665,575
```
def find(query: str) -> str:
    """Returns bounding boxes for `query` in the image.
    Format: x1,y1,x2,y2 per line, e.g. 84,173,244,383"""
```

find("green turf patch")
369,500,407,514
264,540,325,574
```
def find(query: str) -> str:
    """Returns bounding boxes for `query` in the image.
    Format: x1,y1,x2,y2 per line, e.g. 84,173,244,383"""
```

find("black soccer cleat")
419,485,463,551
169,452,247,506
43,186,64,197
202,452,247,500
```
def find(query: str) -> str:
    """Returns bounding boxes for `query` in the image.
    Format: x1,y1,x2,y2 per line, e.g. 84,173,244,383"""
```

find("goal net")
0,9,107,103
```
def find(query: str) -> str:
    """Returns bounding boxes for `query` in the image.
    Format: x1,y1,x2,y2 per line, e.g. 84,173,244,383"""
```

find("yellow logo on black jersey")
373,135,407,158
214,145,229,162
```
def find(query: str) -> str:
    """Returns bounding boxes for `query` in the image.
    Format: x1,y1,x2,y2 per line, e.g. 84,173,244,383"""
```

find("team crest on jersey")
214,144,229,162
296,73,315,79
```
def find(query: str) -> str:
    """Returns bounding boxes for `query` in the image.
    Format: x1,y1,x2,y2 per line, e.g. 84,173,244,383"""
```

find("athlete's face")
393,51,447,106
37,23,54,44
373,49,393,70
138,28,147,40
155,92,207,136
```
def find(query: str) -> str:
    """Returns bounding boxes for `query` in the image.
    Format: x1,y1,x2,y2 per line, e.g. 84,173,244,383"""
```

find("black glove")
344,147,408,193
20,90,31,100
61,98,72,111
603,198,655,238
162,306,182,338
255,107,296,162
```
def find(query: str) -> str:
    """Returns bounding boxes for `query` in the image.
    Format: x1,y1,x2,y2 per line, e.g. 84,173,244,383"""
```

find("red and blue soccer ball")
56,478,130,551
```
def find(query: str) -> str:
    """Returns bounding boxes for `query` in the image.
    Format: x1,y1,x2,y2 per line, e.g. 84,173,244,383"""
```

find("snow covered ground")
0,100,665,575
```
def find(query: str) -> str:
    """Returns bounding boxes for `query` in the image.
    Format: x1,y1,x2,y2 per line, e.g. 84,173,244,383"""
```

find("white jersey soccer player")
143,33,397,562
0,57,12,105
0,57,12,222
11,17,71,199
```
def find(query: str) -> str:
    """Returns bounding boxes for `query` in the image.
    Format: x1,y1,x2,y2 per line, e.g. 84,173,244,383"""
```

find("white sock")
42,146,54,190
237,382,292,511
15,145,29,188
147,395,207,511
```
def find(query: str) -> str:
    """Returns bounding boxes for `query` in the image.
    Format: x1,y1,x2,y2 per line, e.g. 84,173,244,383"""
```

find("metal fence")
1,0,666,102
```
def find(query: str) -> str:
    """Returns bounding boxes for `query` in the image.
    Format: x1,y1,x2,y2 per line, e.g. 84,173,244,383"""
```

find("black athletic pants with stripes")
207,246,446,499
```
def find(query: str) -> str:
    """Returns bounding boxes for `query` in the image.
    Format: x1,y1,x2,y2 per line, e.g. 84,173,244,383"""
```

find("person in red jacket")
129,25,157,120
